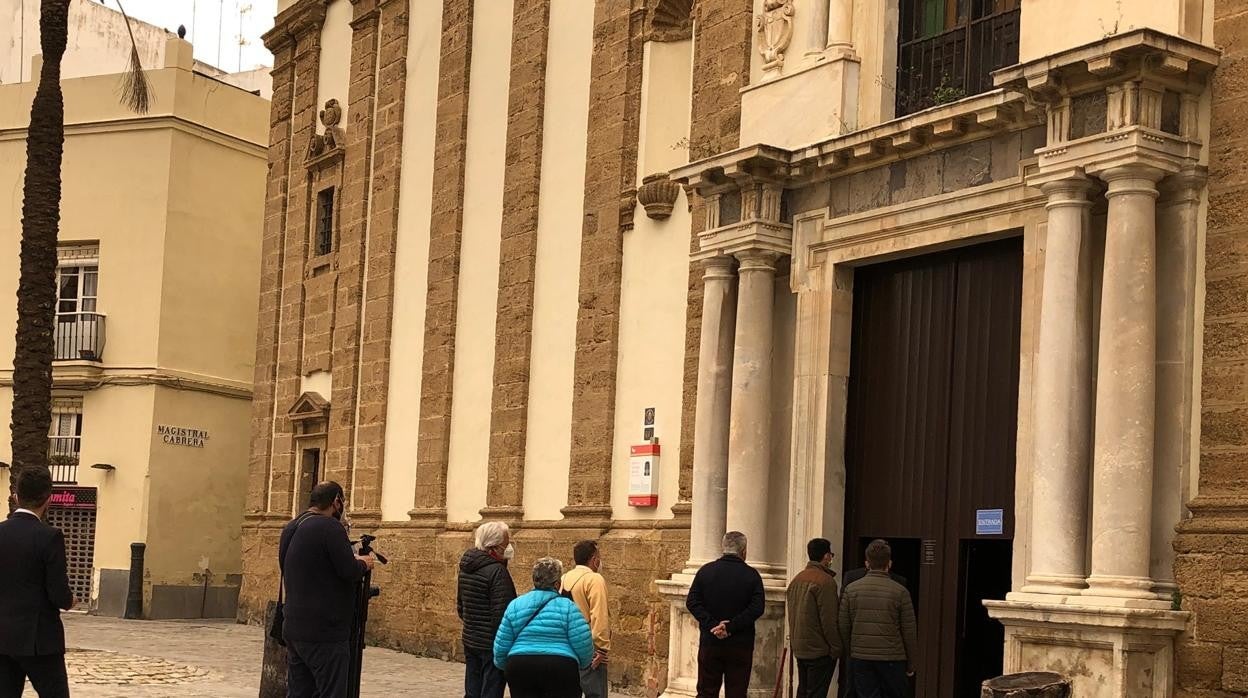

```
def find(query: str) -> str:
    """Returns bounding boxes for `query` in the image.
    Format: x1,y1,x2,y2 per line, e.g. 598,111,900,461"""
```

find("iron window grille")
896,0,1020,117
315,188,335,257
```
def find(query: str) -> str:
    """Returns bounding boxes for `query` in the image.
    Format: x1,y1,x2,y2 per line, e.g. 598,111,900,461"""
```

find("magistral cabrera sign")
157,424,210,448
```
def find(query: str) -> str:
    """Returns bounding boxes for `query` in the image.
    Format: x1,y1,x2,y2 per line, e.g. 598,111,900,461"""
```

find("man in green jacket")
838,539,917,698
786,538,842,698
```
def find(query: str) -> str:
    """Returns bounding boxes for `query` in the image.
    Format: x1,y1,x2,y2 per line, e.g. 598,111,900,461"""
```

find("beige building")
0,34,268,618
240,0,1247,695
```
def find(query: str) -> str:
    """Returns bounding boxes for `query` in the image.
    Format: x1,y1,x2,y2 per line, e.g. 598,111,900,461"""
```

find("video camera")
347,534,387,698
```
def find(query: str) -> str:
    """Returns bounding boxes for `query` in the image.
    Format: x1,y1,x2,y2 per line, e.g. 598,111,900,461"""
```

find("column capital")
734,249,782,272
1099,163,1166,198
701,255,737,279
1037,175,1097,210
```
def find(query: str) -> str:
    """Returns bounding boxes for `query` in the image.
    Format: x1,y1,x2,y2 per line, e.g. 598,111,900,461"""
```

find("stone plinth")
981,672,1070,697
656,574,787,698
985,600,1188,698
739,53,860,149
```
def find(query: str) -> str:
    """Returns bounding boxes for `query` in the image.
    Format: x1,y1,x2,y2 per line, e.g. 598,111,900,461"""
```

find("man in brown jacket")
562,540,610,698
786,538,842,698
838,539,917,698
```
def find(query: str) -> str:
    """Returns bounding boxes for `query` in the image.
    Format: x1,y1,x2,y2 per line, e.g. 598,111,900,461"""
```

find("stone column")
1022,176,1096,596
726,249,780,573
1085,164,1164,601
804,0,830,56
827,0,852,50
686,256,738,569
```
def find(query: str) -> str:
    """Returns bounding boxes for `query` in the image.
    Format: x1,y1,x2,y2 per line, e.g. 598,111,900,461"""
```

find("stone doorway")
843,237,1022,697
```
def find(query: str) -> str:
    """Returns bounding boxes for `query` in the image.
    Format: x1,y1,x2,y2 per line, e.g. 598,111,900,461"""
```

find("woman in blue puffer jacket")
493,556,594,698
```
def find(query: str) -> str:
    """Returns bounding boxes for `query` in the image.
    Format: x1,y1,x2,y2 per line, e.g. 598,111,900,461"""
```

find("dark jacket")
842,567,907,588
686,554,765,647
786,562,842,660
0,511,74,656
278,513,365,643
457,548,517,652
838,570,918,664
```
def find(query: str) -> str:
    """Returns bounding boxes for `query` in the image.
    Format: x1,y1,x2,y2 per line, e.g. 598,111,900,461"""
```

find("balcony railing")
48,437,80,484
54,312,106,362
896,7,1021,117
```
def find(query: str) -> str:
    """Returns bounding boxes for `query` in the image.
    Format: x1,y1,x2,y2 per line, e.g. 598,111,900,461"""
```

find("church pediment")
288,391,330,423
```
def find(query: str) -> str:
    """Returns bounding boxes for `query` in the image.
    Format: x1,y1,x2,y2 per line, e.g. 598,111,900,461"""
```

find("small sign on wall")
976,508,1004,536
157,425,209,448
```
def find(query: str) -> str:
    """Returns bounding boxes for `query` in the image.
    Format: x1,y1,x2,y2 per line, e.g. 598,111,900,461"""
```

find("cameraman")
279,481,374,698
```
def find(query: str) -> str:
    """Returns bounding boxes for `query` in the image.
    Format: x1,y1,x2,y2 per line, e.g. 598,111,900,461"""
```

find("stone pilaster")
411,0,474,525
563,0,646,521
684,256,737,568
826,0,851,50
1017,174,1095,597
483,0,552,520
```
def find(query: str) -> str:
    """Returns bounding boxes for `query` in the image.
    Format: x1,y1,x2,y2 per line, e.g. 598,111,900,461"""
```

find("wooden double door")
843,237,1023,697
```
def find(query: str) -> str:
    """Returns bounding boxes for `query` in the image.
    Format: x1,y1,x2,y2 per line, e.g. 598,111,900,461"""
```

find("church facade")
239,0,1248,695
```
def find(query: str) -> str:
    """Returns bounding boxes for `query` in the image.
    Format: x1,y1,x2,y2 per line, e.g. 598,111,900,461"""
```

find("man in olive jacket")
838,539,917,698
786,538,842,698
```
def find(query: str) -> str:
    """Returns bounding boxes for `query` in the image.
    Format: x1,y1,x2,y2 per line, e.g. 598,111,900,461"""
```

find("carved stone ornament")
637,172,681,220
306,98,346,162
756,0,794,72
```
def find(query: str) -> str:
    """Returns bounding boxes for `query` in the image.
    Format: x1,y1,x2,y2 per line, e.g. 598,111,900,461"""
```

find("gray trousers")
579,663,609,698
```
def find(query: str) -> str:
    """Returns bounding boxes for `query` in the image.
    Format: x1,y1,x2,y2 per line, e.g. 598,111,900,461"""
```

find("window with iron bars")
49,398,84,484
895,0,1020,117
315,188,335,257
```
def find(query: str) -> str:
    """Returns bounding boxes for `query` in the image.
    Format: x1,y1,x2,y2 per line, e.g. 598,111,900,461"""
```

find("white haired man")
458,521,517,698
686,531,764,698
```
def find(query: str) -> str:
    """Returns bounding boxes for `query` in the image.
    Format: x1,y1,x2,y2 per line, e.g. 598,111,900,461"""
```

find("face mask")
503,543,515,561
332,499,344,520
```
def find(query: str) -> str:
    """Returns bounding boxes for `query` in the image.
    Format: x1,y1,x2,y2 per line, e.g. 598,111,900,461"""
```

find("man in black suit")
686,531,765,698
0,467,75,697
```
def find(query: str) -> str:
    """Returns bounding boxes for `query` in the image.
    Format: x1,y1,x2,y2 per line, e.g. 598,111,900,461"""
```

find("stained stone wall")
1173,1,1248,695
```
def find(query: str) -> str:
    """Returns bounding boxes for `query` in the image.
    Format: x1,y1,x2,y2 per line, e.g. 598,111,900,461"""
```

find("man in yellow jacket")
562,540,610,698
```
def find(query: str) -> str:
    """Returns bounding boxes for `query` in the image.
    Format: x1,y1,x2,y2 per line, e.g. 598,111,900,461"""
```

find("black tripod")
347,534,387,698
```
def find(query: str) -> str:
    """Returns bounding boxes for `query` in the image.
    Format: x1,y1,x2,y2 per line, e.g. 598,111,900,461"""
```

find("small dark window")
315,188,335,256
896,0,1020,117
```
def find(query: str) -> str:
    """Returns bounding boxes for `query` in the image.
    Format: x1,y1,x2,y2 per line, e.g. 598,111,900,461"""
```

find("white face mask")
503,543,515,561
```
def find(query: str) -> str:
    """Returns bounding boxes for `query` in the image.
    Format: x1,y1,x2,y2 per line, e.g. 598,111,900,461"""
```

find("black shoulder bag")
270,512,314,646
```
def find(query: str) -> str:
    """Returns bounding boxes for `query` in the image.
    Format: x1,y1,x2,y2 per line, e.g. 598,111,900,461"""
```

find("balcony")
54,313,106,362
896,5,1021,117
48,436,80,484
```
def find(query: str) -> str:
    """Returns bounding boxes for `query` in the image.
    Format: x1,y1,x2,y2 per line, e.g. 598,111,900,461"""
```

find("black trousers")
696,643,753,698
0,654,69,698
795,655,837,698
463,645,505,698
504,654,580,698
849,659,909,698
286,639,351,698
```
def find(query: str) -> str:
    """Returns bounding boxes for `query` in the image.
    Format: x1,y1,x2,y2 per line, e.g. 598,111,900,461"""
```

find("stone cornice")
671,90,1040,196
263,0,329,54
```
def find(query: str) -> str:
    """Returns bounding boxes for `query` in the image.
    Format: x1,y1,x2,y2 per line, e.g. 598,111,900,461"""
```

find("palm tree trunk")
11,0,71,484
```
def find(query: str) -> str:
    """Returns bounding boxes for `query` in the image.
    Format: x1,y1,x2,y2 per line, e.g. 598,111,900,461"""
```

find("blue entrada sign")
976,509,1004,536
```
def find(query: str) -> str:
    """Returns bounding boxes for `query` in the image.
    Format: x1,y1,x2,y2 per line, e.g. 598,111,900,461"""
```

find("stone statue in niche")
756,0,794,72
306,98,345,160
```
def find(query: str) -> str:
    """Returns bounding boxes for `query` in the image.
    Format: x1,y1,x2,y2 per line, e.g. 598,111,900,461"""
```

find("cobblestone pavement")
48,614,628,697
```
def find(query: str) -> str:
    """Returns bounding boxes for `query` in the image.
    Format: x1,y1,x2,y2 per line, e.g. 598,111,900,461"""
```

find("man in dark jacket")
686,531,765,698
786,538,841,698
0,467,74,697
838,539,917,698
457,521,516,698
279,481,374,698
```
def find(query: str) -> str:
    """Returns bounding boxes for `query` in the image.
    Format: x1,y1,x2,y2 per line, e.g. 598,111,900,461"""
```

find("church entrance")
843,236,1022,697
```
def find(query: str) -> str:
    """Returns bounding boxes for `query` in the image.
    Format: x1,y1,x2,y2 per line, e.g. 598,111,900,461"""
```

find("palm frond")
113,0,151,114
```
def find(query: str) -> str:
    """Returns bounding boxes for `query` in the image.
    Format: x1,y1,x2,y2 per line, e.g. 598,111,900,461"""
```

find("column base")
1019,573,1088,598
985,599,1188,698
1081,574,1172,608
656,574,787,698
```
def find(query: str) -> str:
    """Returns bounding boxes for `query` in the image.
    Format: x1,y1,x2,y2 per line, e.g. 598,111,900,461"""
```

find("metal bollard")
124,542,145,619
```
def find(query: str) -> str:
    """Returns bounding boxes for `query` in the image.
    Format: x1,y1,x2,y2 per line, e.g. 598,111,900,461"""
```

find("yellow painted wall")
1019,0,1186,62
444,0,515,524
522,0,594,521
637,39,694,179
318,0,355,110
382,0,443,521
145,386,251,586
159,130,264,385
